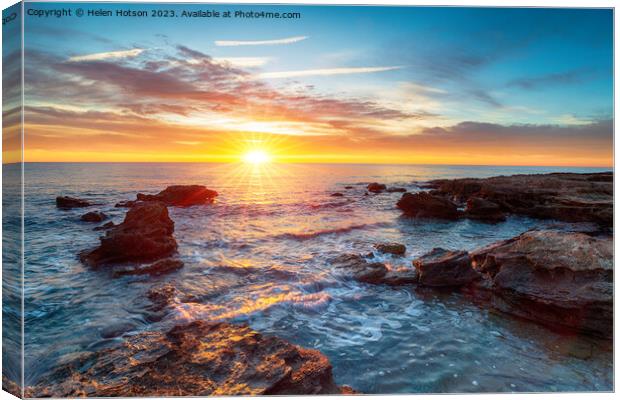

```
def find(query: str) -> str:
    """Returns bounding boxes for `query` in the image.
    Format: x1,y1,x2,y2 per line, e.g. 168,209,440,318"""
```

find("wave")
274,221,391,241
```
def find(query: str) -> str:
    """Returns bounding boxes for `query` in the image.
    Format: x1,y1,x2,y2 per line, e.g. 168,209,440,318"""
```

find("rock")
80,211,107,223
93,221,115,231
344,186,354,189
331,254,387,284
113,259,184,277
397,192,460,220
426,172,612,227
380,267,419,286
115,200,136,208
465,197,505,222
386,187,407,193
468,230,612,338
146,283,178,312
136,185,218,206
330,192,344,197
414,248,478,287
367,182,386,193
28,321,351,397
56,196,92,209
80,202,177,268
374,242,406,256
2,376,21,398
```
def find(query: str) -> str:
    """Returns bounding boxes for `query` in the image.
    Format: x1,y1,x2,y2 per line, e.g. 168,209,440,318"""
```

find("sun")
242,149,271,164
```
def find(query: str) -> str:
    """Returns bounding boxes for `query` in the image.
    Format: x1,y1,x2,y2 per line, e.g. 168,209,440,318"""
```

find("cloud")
507,68,596,90
212,57,271,68
255,66,404,80
215,35,308,46
68,49,145,62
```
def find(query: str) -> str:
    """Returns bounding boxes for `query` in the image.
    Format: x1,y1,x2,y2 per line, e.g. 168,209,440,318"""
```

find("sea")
2,162,613,393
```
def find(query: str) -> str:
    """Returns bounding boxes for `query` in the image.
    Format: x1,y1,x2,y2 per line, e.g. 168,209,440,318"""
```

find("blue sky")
13,3,614,165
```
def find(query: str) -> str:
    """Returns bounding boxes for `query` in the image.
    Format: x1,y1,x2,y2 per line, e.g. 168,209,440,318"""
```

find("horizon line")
3,161,614,170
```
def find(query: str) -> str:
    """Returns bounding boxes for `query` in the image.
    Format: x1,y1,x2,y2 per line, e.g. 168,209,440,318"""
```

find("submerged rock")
465,197,505,222
56,196,92,209
115,200,136,208
113,258,184,277
80,202,177,268
331,192,344,197
386,187,407,193
93,221,115,231
80,211,107,223
397,192,460,220
136,185,218,207
344,186,354,189
374,242,406,256
331,253,387,283
28,321,352,397
367,182,387,193
467,230,613,339
426,172,613,227
414,248,478,287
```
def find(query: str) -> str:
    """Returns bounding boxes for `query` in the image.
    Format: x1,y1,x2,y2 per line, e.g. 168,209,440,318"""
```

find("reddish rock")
397,192,460,220
465,197,505,222
467,230,612,339
374,242,406,256
56,196,92,209
136,185,218,206
331,254,388,284
80,202,176,267
367,182,387,193
93,221,115,231
426,172,612,226
414,248,478,287
27,321,351,397
80,211,107,223
331,192,344,197
386,187,407,193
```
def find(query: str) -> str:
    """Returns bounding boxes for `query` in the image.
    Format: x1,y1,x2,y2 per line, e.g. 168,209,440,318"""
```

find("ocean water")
3,162,613,393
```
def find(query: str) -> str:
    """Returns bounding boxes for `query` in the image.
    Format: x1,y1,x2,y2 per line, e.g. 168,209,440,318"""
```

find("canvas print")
1,2,614,397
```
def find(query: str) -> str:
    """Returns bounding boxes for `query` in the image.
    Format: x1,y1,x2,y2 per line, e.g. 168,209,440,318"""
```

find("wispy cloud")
68,49,145,62
215,35,308,47
507,68,595,90
212,57,271,68
255,66,404,80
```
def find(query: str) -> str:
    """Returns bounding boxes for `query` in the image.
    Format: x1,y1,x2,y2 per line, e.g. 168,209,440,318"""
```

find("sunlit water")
4,163,613,393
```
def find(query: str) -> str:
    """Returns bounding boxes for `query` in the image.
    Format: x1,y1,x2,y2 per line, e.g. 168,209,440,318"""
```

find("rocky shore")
31,171,612,395
403,172,612,226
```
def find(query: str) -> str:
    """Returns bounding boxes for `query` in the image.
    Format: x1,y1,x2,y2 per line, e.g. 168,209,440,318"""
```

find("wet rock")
115,200,136,208
367,182,387,193
80,202,177,268
426,172,613,227
28,321,351,397
465,197,505,222
331,254,387,284
397,192,460,220
386,187,407,193
375,242,406,256
146,282,178,312
414,248,478,287
330,192,344,197
344,186,354,189
136,185,218,207
93,221,115,231
80,211,107,223
381,267,419,286
2,376,21,398
113,259,184,277
468,230,613,339
56,196,92,209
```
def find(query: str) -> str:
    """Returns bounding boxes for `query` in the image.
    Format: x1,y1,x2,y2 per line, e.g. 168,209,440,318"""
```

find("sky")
7,3,614,166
